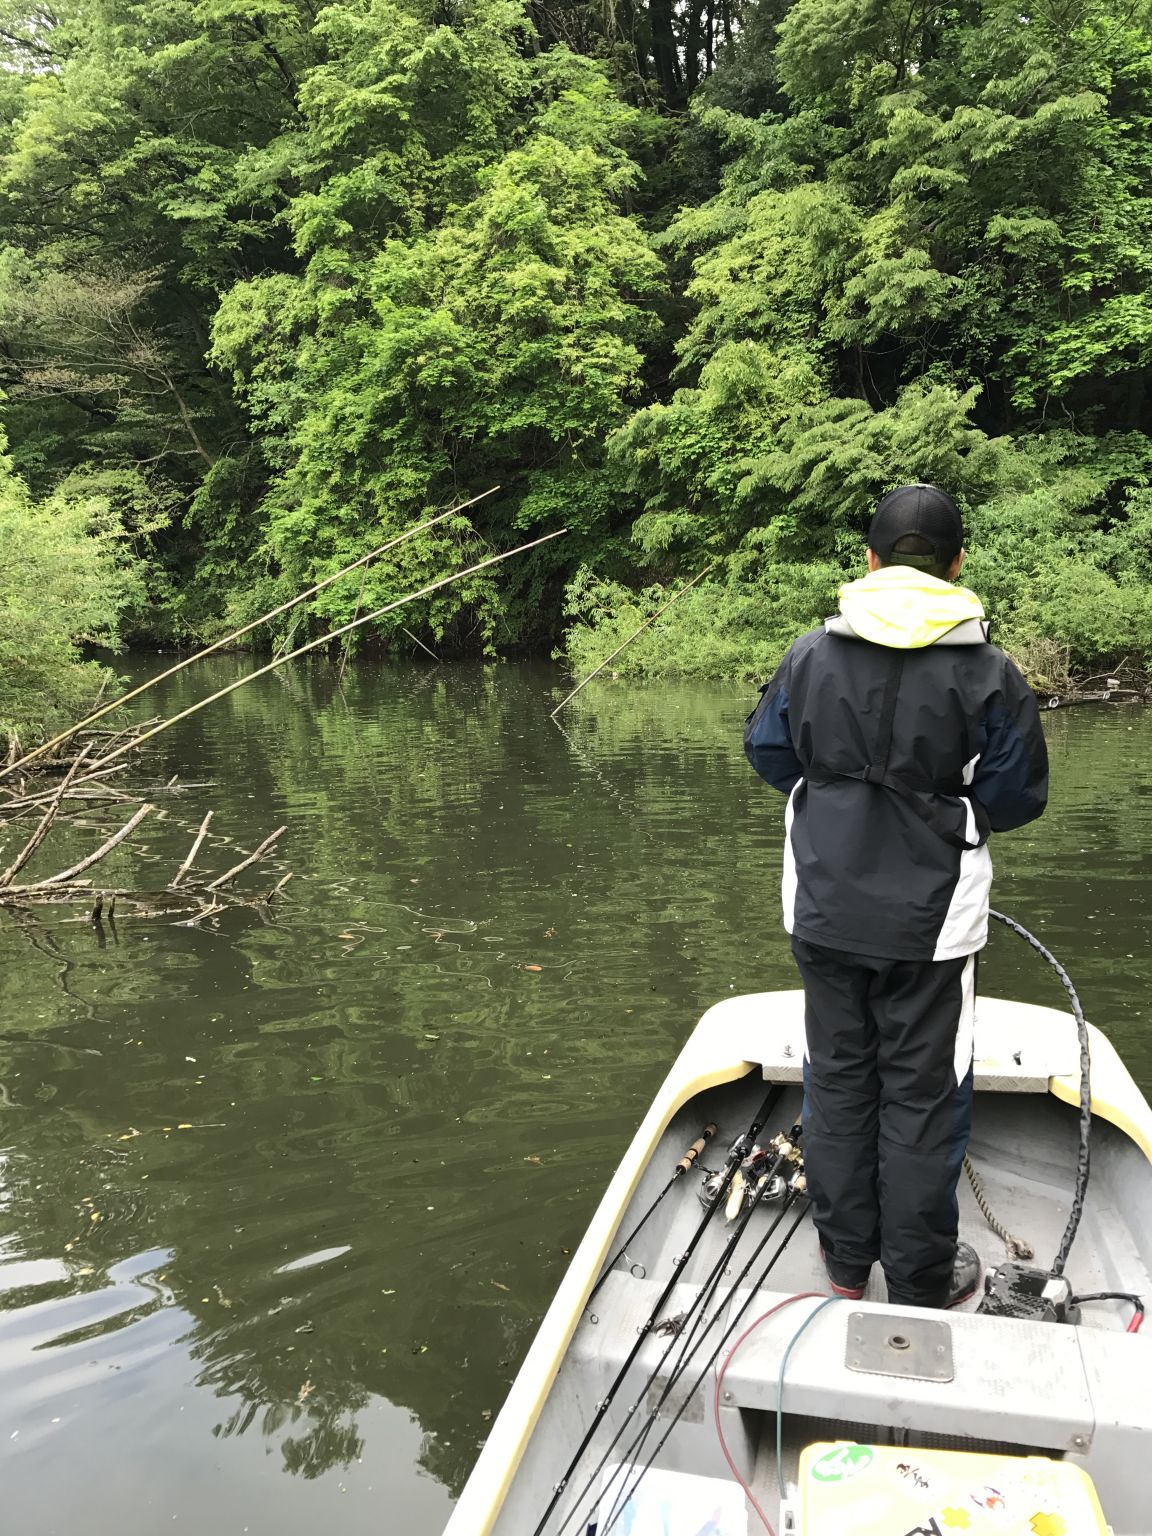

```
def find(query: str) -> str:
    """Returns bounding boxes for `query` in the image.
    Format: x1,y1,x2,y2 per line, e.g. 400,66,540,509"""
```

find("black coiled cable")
989,909,1091,1276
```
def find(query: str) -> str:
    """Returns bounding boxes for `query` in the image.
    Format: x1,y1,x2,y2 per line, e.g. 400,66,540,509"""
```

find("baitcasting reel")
698,1126,805,1217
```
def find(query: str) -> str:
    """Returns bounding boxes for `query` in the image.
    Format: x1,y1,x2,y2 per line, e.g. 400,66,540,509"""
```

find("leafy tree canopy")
2,0,1152,704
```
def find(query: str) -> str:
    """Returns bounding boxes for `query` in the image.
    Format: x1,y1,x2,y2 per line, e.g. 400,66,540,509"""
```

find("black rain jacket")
744,603,1049,962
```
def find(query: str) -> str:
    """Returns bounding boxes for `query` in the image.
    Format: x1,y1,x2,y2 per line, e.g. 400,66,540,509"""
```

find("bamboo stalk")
1,488,500,781
21,803,154,890
550,564,714,718
88,527,568,771
171,811,214,888
401,626,441,662
205,826,287,891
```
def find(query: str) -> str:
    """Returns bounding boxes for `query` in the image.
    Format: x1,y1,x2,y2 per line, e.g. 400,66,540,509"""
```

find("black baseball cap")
868,484,964,566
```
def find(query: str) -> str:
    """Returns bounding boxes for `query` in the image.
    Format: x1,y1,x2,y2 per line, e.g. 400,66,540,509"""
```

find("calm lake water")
0,659,1148,1534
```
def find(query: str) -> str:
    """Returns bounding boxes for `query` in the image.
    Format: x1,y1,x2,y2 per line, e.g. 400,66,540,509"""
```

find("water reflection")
0,661,1148,1533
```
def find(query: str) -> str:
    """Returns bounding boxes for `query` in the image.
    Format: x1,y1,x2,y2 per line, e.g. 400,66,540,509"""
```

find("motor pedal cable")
1070,1291,1144,1333
989,910,1091,1275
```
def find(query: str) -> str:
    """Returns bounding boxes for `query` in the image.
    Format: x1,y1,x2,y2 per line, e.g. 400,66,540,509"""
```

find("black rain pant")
791,937,976,1308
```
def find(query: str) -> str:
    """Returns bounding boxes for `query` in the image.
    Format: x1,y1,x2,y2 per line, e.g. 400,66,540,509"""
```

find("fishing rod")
559,1136,804,1529
84,528,567,774
598,1196,812,1536
588,1122,718,1303
592,1144,805,1524
549,565,714,719
1,487,499,781
530,1085,783,1536
656,1133,800,1376
571,1142,811,1536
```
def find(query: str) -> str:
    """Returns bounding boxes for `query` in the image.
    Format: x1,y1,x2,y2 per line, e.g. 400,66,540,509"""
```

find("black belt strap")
807,767,977,849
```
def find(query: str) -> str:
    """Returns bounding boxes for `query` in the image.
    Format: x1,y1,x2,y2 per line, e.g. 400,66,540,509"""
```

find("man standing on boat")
743,484,1048,1310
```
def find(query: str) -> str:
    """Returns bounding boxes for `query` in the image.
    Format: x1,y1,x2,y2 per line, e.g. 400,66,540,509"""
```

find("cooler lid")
794,1442,1109,1535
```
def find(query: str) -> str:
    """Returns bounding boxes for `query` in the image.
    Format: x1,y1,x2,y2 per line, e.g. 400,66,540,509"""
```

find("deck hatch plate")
845,1311,954,1382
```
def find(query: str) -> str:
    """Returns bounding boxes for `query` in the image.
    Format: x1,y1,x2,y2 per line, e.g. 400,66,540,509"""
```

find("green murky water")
0,660,1147,1534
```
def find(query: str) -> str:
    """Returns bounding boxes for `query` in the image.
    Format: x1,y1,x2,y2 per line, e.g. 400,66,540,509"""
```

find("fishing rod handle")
675,1122,718,1174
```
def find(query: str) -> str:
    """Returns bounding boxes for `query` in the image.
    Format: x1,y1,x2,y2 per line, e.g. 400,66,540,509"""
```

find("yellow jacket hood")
837,566,986,650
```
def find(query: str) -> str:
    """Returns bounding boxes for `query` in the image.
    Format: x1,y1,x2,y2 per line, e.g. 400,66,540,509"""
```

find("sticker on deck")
809,1444,875,1483
599,1464,748,1536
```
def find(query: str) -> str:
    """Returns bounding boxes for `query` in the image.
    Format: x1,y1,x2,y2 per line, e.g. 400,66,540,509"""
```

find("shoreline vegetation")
3,2,1152,736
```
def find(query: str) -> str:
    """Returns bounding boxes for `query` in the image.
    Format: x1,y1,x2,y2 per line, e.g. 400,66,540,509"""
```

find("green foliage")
208,40,666,647
564,0,1152,680
4,0,1152,690
560,561,840,679
0,427,148,738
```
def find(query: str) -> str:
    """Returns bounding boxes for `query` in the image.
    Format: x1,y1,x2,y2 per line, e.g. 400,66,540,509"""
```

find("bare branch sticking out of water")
206,826,287,891
0,812,292,927
172,811,214,887
0,722,292,923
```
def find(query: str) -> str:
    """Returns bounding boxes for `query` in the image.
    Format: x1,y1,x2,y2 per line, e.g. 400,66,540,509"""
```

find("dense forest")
3,0,1152,731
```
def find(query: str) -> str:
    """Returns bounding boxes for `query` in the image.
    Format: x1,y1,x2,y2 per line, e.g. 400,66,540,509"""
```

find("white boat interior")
448,992,1152,1536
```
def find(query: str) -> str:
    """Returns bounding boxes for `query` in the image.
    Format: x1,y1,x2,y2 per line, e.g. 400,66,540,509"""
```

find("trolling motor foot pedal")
977,1261,1079,1324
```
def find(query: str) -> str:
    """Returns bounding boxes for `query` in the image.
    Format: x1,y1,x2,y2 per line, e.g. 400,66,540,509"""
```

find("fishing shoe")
887,1244,983,1309
820,1246,870,1301
946,1241,981,1309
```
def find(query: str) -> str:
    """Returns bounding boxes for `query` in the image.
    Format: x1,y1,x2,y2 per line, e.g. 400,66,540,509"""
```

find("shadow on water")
0,658,1148,1534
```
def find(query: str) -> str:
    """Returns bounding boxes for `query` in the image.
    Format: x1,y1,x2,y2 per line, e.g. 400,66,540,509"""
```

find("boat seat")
697,992,1081,1092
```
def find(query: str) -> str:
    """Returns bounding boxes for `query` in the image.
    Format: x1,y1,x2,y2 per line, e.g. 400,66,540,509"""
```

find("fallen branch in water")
0,803,292,926
1038,684,1151,712
20,803,154,890
0,720,165,828
0,748,93,887
1,761,132,812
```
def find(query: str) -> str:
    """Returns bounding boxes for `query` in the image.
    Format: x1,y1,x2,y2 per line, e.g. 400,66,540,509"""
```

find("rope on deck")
964,1152,1034,1261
